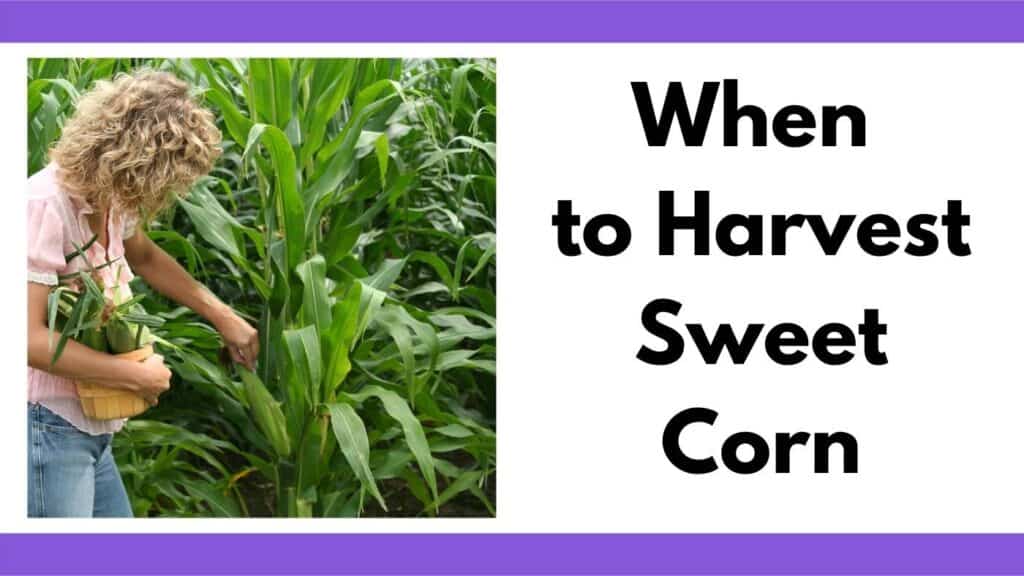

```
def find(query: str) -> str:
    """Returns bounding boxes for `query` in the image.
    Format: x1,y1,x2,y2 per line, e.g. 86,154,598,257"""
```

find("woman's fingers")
230,344,256,370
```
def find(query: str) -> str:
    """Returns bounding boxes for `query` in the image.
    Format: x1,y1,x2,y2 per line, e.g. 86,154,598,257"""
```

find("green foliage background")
28,58,496,517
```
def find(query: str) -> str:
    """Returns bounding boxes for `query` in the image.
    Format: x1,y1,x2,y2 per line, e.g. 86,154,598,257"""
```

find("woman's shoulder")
26,163,76,238
27,162,61,203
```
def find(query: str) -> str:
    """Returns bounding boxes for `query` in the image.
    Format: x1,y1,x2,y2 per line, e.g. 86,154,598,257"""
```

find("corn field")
28,58,496,517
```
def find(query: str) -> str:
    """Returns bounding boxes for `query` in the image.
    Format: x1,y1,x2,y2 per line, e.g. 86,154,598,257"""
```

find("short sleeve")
27,198,65,286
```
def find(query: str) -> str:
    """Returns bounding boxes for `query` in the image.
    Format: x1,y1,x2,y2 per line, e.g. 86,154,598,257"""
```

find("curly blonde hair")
51,70,221,219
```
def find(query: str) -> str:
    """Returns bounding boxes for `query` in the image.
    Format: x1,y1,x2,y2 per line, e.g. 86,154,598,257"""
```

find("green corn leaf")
452,239,472,294
63,234,98,264
404,281,449,300
348,385,438,505
295,414,326,495
372,450,414,481
202,87,253,147
46,286,81,364
271,59,294,129
393,305,439,373
322,224,361,267
434,423,475,439
183,483,240,518
352,78,402,115
295,255,331,333
28,78,79,117
468,483,496,516
364,257,407,293
249,58,292,128
327,403,386,510
148,230,202,274
449,63,472,118
450,135,496,162
307,94,398,212
374,133,389,185
282,326,322,407
409,252,455,294
195,58,253,145
244,123,305,274
268,240,291,317
465,236,496,283
430,312,495,341
435,350,496,374
355,285,387,346
191,59,232,99
301,60,357,168
371,305,439,400
178,181,244,259
376,308,416,395
39,93,60,153
323,282,361,394
431,470,481,511
45,288,63,354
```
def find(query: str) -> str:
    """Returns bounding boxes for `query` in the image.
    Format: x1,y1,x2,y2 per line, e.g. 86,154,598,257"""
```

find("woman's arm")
123,230,258,369
28,282,171,404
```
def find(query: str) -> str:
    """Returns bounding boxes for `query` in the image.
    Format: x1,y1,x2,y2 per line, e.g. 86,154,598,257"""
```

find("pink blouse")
28,163,138,435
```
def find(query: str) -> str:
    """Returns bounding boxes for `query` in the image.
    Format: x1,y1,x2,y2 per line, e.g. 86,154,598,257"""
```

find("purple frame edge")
8,1,1024,575
2,1,1024,42
2,533,1024,574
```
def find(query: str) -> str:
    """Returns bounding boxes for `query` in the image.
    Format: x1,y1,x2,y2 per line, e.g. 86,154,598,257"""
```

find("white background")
1,44,1022,532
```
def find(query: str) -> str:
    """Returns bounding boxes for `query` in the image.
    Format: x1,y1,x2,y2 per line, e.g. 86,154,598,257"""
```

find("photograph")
26,57,496,518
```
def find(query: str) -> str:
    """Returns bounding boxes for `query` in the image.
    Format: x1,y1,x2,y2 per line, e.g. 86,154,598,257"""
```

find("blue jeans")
27,403,133,518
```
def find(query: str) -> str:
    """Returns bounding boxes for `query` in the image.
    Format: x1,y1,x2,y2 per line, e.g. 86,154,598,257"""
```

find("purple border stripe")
2,1,1024,42
2,534,1024,575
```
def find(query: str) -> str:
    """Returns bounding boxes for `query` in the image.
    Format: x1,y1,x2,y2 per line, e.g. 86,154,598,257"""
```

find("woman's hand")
132,354,172,406
215,310,259,370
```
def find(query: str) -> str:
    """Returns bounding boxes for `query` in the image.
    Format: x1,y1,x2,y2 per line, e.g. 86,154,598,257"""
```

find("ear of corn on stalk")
239,367,292,458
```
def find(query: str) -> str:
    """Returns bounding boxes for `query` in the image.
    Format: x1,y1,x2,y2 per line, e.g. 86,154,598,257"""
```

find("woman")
26,70,257,517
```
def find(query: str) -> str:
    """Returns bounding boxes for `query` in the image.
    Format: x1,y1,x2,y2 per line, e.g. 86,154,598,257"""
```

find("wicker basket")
76,345,154,420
